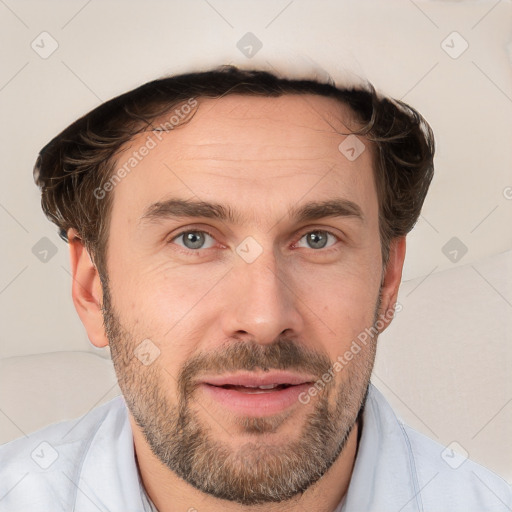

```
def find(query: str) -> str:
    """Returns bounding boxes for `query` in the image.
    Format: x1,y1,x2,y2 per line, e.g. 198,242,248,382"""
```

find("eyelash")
168,227,342,255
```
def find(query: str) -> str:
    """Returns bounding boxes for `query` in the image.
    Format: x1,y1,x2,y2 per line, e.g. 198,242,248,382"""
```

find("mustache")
177,337,333,398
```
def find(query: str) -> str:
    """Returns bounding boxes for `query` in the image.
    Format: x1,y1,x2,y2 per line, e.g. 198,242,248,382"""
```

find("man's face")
102,94,385,504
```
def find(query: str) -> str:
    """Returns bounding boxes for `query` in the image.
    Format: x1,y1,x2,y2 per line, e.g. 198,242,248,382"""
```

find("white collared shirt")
0,384,510,511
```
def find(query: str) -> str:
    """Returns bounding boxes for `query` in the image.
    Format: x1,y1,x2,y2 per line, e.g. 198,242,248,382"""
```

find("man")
0,65,510,511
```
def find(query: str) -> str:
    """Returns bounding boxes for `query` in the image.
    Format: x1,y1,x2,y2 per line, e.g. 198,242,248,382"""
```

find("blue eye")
170,229,339,254
296,230,338,250
172,231,216,250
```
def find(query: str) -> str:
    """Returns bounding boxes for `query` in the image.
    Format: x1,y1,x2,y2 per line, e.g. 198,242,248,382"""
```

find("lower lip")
199,383,312,417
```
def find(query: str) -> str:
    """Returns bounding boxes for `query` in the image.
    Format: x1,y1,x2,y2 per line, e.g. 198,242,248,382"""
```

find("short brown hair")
34,65,434,276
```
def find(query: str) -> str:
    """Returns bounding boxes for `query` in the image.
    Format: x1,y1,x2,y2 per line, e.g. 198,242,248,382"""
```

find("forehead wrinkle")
132,96,362,170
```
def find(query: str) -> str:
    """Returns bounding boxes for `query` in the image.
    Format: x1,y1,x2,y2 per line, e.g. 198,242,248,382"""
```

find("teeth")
217,383,293,391
219,383,285,390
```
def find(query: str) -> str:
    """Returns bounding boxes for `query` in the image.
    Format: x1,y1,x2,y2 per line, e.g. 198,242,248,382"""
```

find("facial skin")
69,93,406,512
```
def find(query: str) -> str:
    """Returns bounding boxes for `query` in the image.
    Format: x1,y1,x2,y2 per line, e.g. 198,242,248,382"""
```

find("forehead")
108,93,377,228
152,93,364,160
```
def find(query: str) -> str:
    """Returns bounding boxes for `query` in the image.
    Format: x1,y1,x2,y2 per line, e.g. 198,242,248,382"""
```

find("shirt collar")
74,395,148,512
74,384,420,512
342,383,422,511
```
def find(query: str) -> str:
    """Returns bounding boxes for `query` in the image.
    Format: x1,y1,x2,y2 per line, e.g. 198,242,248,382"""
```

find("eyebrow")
139,197,365,226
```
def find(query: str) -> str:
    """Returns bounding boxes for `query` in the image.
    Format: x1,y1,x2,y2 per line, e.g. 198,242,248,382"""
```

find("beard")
101,276,381,506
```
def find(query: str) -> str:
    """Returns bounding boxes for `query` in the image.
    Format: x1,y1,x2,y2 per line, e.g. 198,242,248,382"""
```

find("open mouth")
199,374,315,416
209,383,295,394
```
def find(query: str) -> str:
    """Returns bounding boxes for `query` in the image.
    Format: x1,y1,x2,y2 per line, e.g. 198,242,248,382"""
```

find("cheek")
300,265,380,345
110,260,225,344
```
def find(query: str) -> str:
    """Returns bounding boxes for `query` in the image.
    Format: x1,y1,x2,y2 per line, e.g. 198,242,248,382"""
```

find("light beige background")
0,0,511,485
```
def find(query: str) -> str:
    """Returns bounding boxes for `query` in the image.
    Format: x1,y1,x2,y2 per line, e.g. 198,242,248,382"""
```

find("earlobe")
378,237,406,333
67,228,109,348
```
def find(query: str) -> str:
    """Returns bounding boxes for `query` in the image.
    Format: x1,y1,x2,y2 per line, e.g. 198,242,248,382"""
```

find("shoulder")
366,385,512,511
0,395,127,511
401,423,512,510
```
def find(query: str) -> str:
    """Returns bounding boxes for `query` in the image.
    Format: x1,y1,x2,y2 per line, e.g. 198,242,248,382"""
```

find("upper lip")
201,371,317,387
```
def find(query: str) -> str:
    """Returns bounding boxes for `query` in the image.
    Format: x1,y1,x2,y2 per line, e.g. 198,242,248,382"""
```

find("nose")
220,246,304,345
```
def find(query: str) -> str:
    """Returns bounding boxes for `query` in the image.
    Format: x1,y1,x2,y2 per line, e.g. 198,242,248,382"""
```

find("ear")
377,236,406,334
68,228,109,348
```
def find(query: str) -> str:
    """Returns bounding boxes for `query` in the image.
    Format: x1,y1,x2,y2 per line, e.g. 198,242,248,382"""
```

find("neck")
132,415,360,512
